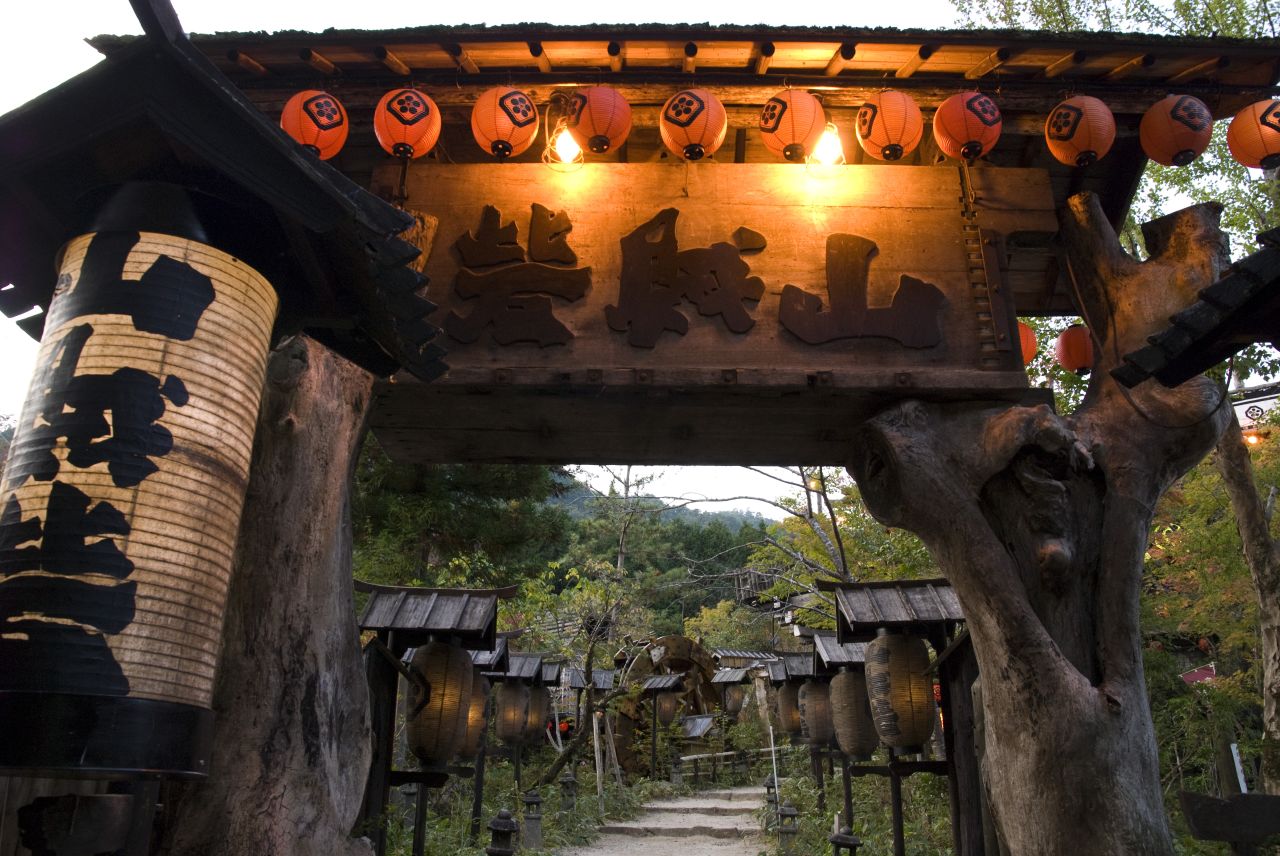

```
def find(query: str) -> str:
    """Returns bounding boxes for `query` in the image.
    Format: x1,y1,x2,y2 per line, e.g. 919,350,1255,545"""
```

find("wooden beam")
226,49,267,77
755,41,775,75
1103,53,1155,80
444,43,480,74
895,45,934,79
683,42,698,74
374,46,410,76
1042,49,1086,79
298,48,337,76
608,41,623,73
965,47,1011,79
1166,55,1229,84
825,43,857,77
528,41,552,74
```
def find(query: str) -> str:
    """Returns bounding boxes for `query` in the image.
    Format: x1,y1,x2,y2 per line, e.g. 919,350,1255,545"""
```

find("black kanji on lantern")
1048,104,1084,140
500,91,537,128
446,204,592,346
665,91,705,128
606,208,766,348
386,89,431,126
779,233,946,347
1261,101,1280,133
857,103,879,137
759,97,788,132
966,94,1001,127
1171,96,1211,132
304,94,344,130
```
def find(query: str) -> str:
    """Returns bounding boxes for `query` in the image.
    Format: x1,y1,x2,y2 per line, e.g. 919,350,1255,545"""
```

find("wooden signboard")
371,163,1056,464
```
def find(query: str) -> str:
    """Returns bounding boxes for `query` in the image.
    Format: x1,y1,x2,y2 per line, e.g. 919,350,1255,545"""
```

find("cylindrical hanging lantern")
374,88,442,159
723,684,746,716
798,679,833,746
660,89,729,161
280,90,349,160
655,690,680,725
524,685,551,744
932,91,1002,161
830,668,878,761
759,89,826,162
566,85,632,154
0,182,279,776
471,87,539,160
856,90,924,162
777,683,803,736
1045,95,1115,167
455,675,490,760
1226,99,1280,170
1018,321,1038,366
496,681,531,745
865,634,936,754
406,640,475,765
1055,323,1094,375
1139,94,1213,167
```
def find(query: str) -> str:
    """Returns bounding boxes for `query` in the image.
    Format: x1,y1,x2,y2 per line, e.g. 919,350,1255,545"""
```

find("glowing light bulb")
1246,433,1261,446
554,128,582,163
810,124,845,167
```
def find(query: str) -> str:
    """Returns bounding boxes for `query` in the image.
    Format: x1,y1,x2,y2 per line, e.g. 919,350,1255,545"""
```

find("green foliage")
684,599,775,650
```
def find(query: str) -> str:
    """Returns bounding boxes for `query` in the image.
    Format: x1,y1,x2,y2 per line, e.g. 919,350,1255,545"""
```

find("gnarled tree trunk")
157,337,374,856
848,194,1231,854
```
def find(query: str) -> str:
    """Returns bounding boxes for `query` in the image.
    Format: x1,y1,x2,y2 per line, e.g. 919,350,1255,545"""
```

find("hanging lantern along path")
830,668,878,761
471,86,539,160
798,679,834,746
1018,321,1038,366
566,85,632,155
1227,99,1280,170
932,91,1002,161
524,685,551,743
759,89,826,162
456,675,490,760
1045,95,1115,167
660,88,729,161
280,90,349,160
374,88,442,160
777,682,803,736
865,633,936,754
856,89,924,162
1140,94,1213,167
1055,323,1094,375
406,639,475,765
655,690,681,725
496,681,531,745
722,684,747,716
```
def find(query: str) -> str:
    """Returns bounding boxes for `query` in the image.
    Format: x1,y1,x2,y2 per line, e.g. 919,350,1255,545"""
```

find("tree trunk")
848,194,1232,854
1214,414,1280,795
157,337,374,856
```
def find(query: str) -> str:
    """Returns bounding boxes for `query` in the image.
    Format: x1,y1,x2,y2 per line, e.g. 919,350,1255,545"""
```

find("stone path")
556,786,764,856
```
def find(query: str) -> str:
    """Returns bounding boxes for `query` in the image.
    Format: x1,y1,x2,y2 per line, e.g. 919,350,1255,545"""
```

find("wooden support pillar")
890,767,905,856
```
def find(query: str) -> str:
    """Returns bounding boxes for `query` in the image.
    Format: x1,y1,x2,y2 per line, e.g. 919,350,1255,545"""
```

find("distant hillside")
546,474,767,532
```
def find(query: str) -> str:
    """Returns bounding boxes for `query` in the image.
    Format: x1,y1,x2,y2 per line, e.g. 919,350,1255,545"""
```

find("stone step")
692,787,765,801
641,800,758,816
600,810,756,838
568,832,763,855
596,823,745,840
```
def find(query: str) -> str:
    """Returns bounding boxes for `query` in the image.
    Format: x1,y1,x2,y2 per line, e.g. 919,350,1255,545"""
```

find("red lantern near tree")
1140,95,1213,167
471,86,539,159
1055,324,1094,375
1226,99,1280,170
374,88,442,159
566,85,632,154
759,89,826,162
660,89,728,161
280,90,349,160
932,91,1002,161
1018,321,1038,365
1045,95,1115,167
857,90,924,162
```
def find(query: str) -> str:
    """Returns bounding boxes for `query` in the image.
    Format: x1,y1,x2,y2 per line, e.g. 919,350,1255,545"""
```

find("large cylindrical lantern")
280,90,349,160
798,679,833,745
524,685,551,744
655,690,680,725
496,681,530,744
455,675,490,760
777,683,803,736
374,88,442,159
1045,95,1115,167
660,89,729,161
566,85,632,154
471,87,539,160
856,90,924,162
759,90,825,162
1055,323,1094,375
932,91,1002,161
406,640,475,765
1140,94,1213,167
830,668,878,761
0,182,279,776
1227,99,1280,170
865,634,936,754
722,684,746,716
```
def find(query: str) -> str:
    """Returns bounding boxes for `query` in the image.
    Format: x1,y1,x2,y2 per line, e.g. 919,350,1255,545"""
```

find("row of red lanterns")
280,85,1280,171
1020,321,1095,375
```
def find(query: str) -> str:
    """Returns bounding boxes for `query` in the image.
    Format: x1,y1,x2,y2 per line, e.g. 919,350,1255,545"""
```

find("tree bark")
848,194,1232,854
1214,414,1280,795
157,337,375,856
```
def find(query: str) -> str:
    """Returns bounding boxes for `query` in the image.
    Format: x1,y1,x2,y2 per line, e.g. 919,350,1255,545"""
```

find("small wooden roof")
813,634,868,672
358,585,498,646
564,666,615,690
471,637,509,672
681,714,717,739
833,578,964,643
712,648,778,663
764,660,789,683
711,668,753,684
489,653,544,683
782,652,816,679
541,661,563,685
642,674,684,692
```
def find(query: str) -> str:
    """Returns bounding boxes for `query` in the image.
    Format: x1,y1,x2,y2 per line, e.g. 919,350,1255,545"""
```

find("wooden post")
361,630,397,855
470,731,488,844
411,785,427,856
890,766,905,856
840,752,854,831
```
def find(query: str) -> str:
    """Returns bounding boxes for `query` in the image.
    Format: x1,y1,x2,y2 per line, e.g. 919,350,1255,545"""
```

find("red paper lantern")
1226,99,1280,170
566,85,632,154
1045,96,1115,167
933,91,1002,161
471,87,539,159
280,90,349,160
1055,324,1094,375
1140,95,1213,167
759,89,826,162
856,90,924,162
660,89,728,161
1018,321,1038,365
374,88,442,159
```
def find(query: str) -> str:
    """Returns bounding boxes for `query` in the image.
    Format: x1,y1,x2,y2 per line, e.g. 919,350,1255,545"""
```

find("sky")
0,0,960,519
